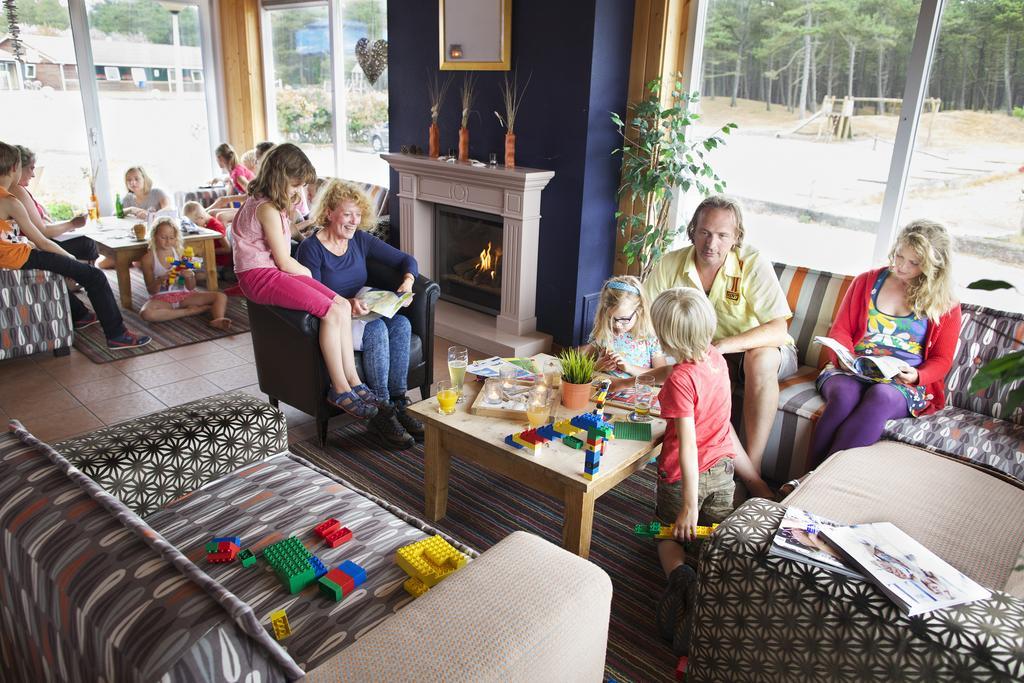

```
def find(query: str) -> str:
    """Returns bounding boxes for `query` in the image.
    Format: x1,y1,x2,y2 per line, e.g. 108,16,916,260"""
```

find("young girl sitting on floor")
140,216,232,330
232,142,378,418
582,275,667,376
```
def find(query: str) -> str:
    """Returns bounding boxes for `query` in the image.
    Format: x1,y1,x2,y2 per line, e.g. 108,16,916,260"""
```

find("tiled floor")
1,334,490,445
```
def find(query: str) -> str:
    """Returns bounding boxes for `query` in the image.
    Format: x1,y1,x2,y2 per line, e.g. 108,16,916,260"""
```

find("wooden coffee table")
408,368,665,559
75,217,221,310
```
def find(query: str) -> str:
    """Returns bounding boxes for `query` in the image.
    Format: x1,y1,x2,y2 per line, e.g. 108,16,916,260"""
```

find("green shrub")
1014,106,1024,121
46,201,75,221
275,87,388,145
558,347,598,385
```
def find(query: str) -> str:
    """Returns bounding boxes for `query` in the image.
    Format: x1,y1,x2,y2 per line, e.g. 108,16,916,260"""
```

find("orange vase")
429,122,440,158
458,127,470,161
504,132,516,169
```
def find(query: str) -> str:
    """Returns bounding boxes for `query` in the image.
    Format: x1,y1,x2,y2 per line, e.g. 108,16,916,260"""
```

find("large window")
0,0,221,215
262,0,388,186
690,0,1024,312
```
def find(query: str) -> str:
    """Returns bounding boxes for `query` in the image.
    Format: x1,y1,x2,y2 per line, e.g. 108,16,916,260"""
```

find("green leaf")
967,279,1015,291
969,350,1024,393
1005,385,1024,416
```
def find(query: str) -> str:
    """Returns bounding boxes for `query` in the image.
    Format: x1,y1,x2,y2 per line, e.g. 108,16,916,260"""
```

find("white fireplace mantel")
383,153,554,356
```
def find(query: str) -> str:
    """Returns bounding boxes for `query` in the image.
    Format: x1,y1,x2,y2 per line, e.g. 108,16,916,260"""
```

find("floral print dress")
817,269,929,416
602,332,663,372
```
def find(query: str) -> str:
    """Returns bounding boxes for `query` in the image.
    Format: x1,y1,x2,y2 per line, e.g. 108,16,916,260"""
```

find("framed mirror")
439,0,511,71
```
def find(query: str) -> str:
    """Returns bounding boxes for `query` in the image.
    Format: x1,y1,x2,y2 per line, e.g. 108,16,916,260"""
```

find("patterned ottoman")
0,267,74,360
55,391,287,516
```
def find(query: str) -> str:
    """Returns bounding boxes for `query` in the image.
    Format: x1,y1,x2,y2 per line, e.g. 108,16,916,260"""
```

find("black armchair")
247,260,439,446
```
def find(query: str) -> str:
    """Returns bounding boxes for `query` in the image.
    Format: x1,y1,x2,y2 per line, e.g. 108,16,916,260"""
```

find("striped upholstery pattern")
0,268,74,360
775,263,853,369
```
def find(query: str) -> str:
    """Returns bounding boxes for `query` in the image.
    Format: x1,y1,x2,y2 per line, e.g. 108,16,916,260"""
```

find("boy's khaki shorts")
656,459,736,557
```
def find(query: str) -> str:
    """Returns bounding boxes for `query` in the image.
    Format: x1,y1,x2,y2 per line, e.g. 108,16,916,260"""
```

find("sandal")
775,478,802,501
352,383,383,406
326,387,378,419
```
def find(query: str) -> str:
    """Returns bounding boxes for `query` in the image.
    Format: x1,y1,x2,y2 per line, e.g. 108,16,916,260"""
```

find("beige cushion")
306,531,612,682
785,441,1024,594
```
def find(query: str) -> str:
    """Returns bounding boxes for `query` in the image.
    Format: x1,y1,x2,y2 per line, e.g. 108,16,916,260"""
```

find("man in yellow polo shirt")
644,195,797,488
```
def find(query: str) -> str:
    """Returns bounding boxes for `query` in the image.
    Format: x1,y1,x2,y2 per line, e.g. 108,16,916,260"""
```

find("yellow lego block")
553,420,580,437
395,535,468,588
270,609,291,640
653,523,719,539
512,433,542,452
403,576,429,597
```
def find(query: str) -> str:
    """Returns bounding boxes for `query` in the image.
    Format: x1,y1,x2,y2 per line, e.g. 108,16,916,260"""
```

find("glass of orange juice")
525,386,552,428
436,380,458,415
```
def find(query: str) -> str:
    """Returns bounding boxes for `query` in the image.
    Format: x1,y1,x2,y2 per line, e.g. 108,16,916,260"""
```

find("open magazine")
819,522,990,616
466,357,536,380
768,507,862,579
814,336,906,380
350,287,414,351
599,385,662,416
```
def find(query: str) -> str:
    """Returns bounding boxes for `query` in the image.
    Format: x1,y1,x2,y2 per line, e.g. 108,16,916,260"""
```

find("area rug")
292,422,678,682
72,269,250,363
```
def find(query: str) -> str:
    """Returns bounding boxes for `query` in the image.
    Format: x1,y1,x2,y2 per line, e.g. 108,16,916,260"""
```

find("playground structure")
780,95,942,143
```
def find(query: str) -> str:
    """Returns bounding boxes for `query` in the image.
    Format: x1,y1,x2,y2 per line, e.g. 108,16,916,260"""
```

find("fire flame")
475,241,501,280
478,242,493,272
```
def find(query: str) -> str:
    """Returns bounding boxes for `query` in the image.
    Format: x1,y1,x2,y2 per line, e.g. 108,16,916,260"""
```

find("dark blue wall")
386,0,634,346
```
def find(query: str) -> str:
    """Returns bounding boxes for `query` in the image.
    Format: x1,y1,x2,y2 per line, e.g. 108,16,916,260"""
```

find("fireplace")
383,153,554,356
435,205,503,315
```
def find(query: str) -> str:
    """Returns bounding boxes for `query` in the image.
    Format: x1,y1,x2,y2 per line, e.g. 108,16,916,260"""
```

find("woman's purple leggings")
810,374,909,467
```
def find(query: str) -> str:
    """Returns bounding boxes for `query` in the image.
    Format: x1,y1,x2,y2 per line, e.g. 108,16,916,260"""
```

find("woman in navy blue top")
297,179,422,449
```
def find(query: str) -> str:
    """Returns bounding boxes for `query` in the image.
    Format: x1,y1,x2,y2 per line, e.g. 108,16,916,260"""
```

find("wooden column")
218,0,267,150
613,0,689,276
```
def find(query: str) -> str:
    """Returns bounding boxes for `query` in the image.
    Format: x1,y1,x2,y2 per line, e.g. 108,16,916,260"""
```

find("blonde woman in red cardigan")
809,220,961,466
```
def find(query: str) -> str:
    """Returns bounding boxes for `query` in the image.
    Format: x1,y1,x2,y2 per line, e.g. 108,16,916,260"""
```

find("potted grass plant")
559,347,597,410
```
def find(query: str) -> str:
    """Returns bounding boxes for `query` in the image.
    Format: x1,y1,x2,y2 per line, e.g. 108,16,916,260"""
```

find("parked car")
370,123,388,152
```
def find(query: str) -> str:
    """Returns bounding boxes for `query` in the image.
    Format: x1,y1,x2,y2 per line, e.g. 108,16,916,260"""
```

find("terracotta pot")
504,132,516,168
561,380,592,411
458,127,470,161
429,122,440,158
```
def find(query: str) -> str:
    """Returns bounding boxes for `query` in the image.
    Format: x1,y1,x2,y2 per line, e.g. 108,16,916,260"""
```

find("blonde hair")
247,143,317,212
182,201,208,222
147,216,183,255
651,288,718,363
215,143,239,170
685,195,745,249
310,179,374,230
240,149,258,172
888,219,957,322
124,166,153,195
589,276,656,349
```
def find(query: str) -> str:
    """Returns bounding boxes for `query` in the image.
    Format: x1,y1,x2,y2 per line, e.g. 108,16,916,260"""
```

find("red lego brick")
217,541,240,554
326,568,355,595
324,526,352,548
314,518,341,539
208,549,237,563
518,430,546,445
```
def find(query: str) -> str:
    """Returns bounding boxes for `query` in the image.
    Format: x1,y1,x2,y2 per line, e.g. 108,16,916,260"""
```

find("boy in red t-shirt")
650,287,738,656
183,201,232,270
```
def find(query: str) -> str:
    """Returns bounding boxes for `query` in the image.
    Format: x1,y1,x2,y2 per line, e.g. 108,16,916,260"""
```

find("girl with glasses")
583,275,667,377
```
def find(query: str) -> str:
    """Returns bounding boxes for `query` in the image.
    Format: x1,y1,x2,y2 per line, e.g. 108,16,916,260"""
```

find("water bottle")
115,193,124,219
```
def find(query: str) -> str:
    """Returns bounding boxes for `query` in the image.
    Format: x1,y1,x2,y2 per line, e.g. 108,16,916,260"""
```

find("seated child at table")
649,287,737,657
182,201,232,270
140,216,231,330
581,275,667,377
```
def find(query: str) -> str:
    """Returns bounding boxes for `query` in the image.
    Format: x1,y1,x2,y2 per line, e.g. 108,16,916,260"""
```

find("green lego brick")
611,420,652,441
238,548,257,567
563,435,584,449
319,576,344,601
205,541,219,553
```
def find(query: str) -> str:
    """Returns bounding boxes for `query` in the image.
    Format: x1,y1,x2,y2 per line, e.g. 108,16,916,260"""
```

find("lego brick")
217,541,240,554
552,420,580,437
308,555,328,578
611,420,652,441
238,548,257,567
395,535,468,588
536,424,559,440
403,576,429,597
205,541,219,553
314,518,341,539
327,567,355,595
338,560,367,587
324,526,352,548
512,434,540,452
207,550,237,563
270,609,291,640
213,536,242,547
563,435,584,449
504,434,524,449
318,576,344,601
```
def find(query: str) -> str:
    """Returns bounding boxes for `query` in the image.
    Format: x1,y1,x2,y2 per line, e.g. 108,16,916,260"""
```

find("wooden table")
408,364,665,559
76,217,221,310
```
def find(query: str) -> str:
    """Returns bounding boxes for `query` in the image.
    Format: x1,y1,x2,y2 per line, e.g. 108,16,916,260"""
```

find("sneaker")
392,397,424,441
367,408,415,449
106,331,152,349
73,312,99,329
656,564,697,647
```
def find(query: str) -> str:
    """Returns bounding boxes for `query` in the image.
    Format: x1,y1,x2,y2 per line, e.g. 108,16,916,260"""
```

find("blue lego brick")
504,434,524,449
536,424,559,441
338,560,367,587
213,536,242,547
308,555,328,579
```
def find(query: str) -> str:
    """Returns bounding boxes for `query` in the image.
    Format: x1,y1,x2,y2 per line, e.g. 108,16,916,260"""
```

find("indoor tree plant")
558,347,597,410
967,279,1024,413
611,73,736,279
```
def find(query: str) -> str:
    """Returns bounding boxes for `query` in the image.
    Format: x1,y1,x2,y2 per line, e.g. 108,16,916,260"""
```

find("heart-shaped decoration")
355,38,388,85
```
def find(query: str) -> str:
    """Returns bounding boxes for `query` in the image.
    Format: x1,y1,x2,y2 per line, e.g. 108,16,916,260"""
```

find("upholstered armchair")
0,268,74,360
248,260,439,446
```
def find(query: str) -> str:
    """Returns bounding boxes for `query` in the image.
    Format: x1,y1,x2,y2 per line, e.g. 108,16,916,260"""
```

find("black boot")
367,403,415,449
392,396,425,442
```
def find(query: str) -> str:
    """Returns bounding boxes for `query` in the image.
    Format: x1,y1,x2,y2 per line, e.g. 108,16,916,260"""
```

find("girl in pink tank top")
231,143,379,420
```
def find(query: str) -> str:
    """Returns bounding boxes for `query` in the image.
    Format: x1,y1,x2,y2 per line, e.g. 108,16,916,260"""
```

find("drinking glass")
448,346,468,403
544,359,562,390
488,152,498,167
481,378,503,405
499,365,519,398
629,374,656,423
436,380,458,415
525,386,554,429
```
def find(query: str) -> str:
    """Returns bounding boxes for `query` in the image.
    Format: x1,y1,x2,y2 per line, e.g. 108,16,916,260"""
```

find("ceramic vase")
504,132,516,168
429,122,440,158
458,127,470,161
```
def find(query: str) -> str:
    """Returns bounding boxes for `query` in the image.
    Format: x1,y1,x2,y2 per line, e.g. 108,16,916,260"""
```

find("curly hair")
889,219,957,322
246,143,317,212
309,178,374,231
685,194,745,250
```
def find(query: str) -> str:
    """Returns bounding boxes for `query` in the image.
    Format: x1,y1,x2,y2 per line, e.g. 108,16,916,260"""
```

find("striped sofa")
757,264,1024,485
